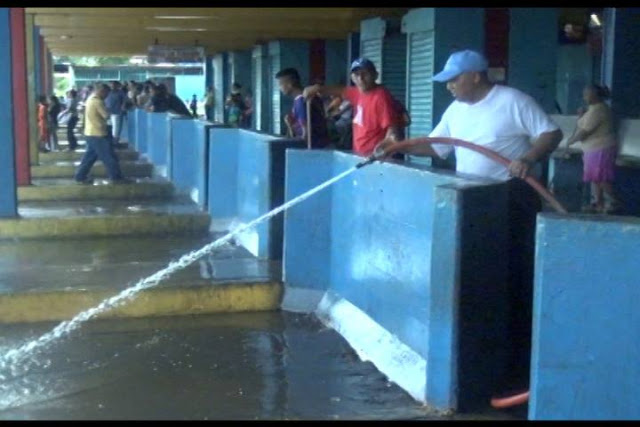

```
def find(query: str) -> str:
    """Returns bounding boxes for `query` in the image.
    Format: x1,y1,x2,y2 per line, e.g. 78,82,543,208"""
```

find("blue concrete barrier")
146,112,171,177
134,109,148,155
531,214,640,420
126,109,136,145
208,128,305,259
282,150,512,411
170,119,218,206
548,152,640,215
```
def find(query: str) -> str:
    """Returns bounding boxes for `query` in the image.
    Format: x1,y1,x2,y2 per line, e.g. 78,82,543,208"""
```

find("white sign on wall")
147,45,205,64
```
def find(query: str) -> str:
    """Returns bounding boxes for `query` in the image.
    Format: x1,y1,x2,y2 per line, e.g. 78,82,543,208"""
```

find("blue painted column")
251,44,269,131
227,50,252,93
204,54,214,91
601,8,640,118
0,8,17,217
508,8,558,113
213,52,228,123
204,55,214,122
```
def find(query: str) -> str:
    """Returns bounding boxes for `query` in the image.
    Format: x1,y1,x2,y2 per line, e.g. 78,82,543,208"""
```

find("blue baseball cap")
432,50,488,82
350,57,377,73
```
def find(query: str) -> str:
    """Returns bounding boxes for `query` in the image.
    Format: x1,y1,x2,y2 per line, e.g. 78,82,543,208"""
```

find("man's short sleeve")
342,87,359,106
428,108,454,158
376,89,398,131
515,92,560,139
292,96,306,122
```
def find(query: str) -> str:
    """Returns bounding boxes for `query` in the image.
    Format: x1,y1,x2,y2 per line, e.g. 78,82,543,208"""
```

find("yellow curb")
0,214,210,239
31,162,153,179
0,282,283,323
17,182,174,202
39,150,139,163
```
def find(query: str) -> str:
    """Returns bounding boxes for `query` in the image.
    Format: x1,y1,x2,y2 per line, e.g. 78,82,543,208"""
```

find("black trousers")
67,116,78,150
504,178,542,389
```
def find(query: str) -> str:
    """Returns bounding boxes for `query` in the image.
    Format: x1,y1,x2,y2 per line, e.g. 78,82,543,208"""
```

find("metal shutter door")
213,55,224,123
382,34,407,106
270,53,281,135
407,31,434,139
360,38,383,83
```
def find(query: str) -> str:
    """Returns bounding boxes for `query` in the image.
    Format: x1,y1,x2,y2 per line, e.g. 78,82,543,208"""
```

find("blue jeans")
74,135,124,181
110,114,124,144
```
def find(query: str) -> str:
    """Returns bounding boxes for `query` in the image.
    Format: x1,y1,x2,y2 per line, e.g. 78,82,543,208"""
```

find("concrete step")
55,130,82,137
31,160,153,179
0,281,281,323
39,149,139,163
17,178,174,202
0,198,210,240
55,140,130,150
0,234,281,323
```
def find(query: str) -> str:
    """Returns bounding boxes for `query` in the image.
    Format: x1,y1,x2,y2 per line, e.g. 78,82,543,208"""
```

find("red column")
309,39,326,84
10,8,30,185
484,8,510,84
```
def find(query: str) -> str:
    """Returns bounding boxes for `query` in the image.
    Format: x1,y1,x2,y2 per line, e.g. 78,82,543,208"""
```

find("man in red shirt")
303,58,403,156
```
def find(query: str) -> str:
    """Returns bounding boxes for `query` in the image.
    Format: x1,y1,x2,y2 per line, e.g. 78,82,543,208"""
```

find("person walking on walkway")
47,95,62,151
189,94,198,118
105,81,126,145
37,95,50,153
61,89,79,151
74,83,130,185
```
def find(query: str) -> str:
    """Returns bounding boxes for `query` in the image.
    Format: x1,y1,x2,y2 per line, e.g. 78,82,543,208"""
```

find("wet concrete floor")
0,234,280,295
0,311,523,420
17,196,204,219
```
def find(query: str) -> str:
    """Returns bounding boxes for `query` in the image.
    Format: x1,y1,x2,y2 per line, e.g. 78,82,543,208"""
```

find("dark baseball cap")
350,57,377,73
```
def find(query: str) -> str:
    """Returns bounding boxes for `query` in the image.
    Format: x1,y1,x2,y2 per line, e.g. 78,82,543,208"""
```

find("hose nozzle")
355,149,387,169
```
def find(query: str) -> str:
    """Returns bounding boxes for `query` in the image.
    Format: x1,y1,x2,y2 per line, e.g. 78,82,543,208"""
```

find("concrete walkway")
0,130,524,420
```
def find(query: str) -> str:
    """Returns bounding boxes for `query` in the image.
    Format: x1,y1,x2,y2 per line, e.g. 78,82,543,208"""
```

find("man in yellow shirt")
74,83,129,184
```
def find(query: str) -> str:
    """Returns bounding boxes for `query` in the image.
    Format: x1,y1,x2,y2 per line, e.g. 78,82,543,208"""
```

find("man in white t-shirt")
376,50,563,408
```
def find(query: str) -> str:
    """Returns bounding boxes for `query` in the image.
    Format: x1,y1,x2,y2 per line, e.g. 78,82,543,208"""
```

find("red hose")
490,390,530,409
380,137,568,214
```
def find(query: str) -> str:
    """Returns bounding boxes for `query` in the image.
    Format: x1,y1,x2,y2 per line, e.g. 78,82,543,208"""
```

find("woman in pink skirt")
567,84,621,214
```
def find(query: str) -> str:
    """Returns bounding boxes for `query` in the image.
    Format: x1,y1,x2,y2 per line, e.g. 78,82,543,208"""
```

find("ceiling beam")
48,40,258,56
28,7,358,19
34,15,359,31
40,28,349,40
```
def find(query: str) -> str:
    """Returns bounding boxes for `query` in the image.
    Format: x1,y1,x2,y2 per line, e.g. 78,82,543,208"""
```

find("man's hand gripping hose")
361,137,568,214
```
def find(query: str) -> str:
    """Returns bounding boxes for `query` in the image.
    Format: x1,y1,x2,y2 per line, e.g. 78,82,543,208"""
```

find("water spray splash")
0,166,359,371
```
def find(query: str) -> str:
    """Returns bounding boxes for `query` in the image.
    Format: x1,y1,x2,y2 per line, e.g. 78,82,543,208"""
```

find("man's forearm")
521,129,563,163
305,84,345,99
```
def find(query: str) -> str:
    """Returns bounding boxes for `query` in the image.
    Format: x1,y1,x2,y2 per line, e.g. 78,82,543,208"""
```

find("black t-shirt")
48,103,62,125
150,94,170,113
